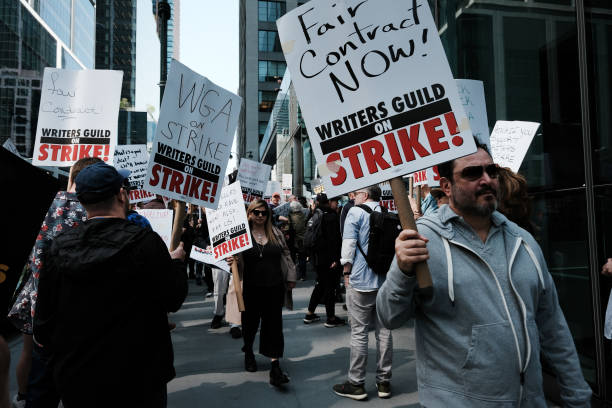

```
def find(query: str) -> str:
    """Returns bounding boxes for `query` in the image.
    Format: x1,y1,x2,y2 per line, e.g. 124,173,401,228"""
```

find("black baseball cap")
316,193,329,205
75,162,131,204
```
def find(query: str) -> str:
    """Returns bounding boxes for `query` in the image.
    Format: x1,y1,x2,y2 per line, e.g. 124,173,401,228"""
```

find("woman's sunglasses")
457,164,499,181
251,209,268,217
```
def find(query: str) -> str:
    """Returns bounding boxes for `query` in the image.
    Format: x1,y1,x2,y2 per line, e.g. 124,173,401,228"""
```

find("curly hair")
497,167,532,232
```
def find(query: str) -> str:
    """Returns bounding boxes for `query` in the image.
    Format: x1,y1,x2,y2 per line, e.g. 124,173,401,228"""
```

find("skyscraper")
152,0,180,73
0,0,95,157
96,0,137,106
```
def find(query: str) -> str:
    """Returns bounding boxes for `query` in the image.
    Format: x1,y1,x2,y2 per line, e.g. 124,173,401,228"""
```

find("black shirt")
242,236,283,287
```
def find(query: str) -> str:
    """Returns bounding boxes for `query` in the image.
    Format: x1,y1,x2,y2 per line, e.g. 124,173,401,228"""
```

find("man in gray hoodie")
377,146,592,407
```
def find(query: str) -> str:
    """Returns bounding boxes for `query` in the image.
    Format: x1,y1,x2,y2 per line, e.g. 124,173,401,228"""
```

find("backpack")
355,204,402,275
289,211,306,249
303,208,323,251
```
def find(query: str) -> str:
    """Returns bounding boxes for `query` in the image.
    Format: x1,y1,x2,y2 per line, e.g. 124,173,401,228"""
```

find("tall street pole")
157,1,171,103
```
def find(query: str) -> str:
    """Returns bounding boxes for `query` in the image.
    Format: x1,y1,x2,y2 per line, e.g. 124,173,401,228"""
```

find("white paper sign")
456,79,489,150
412,169,428,186
490,121,540,173
114,145,156,203
379,182,397,213
238,158,272,204
206,181,253,260
189,246,230,273
135,209,173,249
145,60,241,209
281,173,293,195
2,138,21,157
32,68,123,166
277,0,476,197
426,165,441,187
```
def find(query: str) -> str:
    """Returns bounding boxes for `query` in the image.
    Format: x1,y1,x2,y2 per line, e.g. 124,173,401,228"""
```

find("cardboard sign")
490,121,540,173
135,209,173,248
457,79,489,150
145,60,241,209
238,158,272,204
32,68,123,166
189,246,230,273
206,181,253,260
379,182,397,212
114,145,156,203
277,0,476,197
281,173,293,195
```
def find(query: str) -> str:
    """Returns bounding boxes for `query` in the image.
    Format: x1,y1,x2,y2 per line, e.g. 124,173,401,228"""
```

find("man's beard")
451,184,498,217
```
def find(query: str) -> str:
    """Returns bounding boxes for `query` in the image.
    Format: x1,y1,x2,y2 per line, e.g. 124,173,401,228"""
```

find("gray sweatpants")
347,286,393,385
212,268,230,317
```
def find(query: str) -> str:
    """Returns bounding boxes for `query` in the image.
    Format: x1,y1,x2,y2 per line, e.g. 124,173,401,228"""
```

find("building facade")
0,0,94,157
152,0,180,73
117,109,147,145
96,0,137,106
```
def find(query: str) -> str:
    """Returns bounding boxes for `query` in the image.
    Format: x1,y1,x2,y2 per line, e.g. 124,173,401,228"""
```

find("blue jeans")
25,343,60,408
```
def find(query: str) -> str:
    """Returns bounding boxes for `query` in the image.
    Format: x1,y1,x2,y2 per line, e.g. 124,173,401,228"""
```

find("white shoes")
12,394,26,408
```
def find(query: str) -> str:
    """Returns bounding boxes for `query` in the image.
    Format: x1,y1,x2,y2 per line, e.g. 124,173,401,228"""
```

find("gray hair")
289,201,303,212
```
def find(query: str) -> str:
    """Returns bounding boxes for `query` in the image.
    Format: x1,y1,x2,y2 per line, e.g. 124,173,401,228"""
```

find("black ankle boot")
269,360,290,386
244,352,257,372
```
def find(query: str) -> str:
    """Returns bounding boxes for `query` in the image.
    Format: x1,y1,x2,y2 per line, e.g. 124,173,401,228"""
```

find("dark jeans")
294,250,307,280
25,344,60,408
195,262,214,292
308,264,339,319
241,285,284,358
61,386,167,408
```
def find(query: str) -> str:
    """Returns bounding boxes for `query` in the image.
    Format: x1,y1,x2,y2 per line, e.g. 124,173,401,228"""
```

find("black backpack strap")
356,204,373,214
355,204,371,262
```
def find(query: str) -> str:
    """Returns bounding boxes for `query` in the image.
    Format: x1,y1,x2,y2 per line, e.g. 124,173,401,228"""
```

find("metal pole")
157,1,171,103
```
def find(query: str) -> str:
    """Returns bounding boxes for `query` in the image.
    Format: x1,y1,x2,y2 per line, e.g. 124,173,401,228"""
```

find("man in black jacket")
303,193,345,327
33,162,188,408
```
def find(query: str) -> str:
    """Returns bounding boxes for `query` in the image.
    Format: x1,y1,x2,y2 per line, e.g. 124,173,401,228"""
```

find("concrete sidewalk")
167,279,419,407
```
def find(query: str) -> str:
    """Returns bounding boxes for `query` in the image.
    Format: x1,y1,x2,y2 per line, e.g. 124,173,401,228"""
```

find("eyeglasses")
456,164,499,181
355,191,367,196
251,209,268,217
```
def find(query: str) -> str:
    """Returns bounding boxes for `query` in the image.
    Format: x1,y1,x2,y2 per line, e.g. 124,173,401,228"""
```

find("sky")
135,0,240,168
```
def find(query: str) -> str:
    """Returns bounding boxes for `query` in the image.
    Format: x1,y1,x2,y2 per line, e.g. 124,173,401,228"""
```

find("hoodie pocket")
461,321,519,399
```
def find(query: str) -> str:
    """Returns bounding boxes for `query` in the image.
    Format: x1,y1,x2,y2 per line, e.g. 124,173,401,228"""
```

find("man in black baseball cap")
34,161,188,407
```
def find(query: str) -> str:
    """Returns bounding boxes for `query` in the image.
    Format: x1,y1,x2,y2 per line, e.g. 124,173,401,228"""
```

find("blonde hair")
247,199,280,247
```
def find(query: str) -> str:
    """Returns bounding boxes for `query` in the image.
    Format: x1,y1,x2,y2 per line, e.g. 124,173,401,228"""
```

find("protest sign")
206,181,253,260
145,60,241,209
2,138,21,157
277,0,476,198
238,158,272,204
32,68,123,167
379,182,397,212
281,174,293,195
114,145,156,203
264,180,282,202
426,165,440,187
135,209,173,248
190,246,230,273
490,120,540,173
412,169,428,186
457,79,489,150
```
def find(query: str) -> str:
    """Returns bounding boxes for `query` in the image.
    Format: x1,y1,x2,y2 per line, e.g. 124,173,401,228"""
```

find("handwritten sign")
189,246,230,273
457,79,489,150
281,173,293,196
277,0,476,197
237,158,272,204
32,68,123,166
206,181,253,260
114,145,155,203
135,209,173,248
490,120,540,173
145,60,241,209
264,180,282,203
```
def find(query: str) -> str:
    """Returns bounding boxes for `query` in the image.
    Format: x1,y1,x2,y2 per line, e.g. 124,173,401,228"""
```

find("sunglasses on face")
122,179,132,192
251,209,268,217
457,164,499,181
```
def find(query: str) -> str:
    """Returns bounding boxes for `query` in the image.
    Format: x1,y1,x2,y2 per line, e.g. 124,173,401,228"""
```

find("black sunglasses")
457,164,499,181
121,179,132,192
251,209,268,217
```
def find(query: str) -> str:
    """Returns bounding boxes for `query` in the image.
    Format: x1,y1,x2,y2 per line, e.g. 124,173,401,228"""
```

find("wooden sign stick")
389,177,432,288
170,200,186,252
231,262,245,312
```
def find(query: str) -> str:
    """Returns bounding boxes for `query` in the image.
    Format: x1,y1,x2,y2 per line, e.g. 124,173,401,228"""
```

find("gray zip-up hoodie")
377,205,591,407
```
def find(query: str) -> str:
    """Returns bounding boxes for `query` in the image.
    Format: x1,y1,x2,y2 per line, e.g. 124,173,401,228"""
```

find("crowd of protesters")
1,143,599,407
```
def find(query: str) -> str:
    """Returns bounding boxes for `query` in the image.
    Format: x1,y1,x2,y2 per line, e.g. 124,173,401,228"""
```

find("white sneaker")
12,394,26,408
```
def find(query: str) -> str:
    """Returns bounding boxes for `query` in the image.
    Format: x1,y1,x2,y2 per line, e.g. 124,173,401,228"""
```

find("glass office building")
0,0,93,157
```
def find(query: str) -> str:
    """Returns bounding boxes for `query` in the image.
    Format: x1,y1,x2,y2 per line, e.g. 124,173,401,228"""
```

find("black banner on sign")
154,153,220,183
320,98,452,155
212,229,247,247
39,137,110,145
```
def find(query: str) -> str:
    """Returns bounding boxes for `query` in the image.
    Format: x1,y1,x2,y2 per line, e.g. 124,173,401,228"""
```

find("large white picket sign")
277,0,476,197
145,60,241,209
238,158,272,204
456,79,490,150
206,181,253,260
114,145,156,204
190,246,230,273
490,121,540,173
135,209,173,249
32,68,123,167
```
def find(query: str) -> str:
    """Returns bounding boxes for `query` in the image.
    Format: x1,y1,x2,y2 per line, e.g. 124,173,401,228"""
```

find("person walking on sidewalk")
377,145,592,407
303,194,345,328
227,199,296,387
333,185,393,401
33,162,188,408
8,156,101,408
